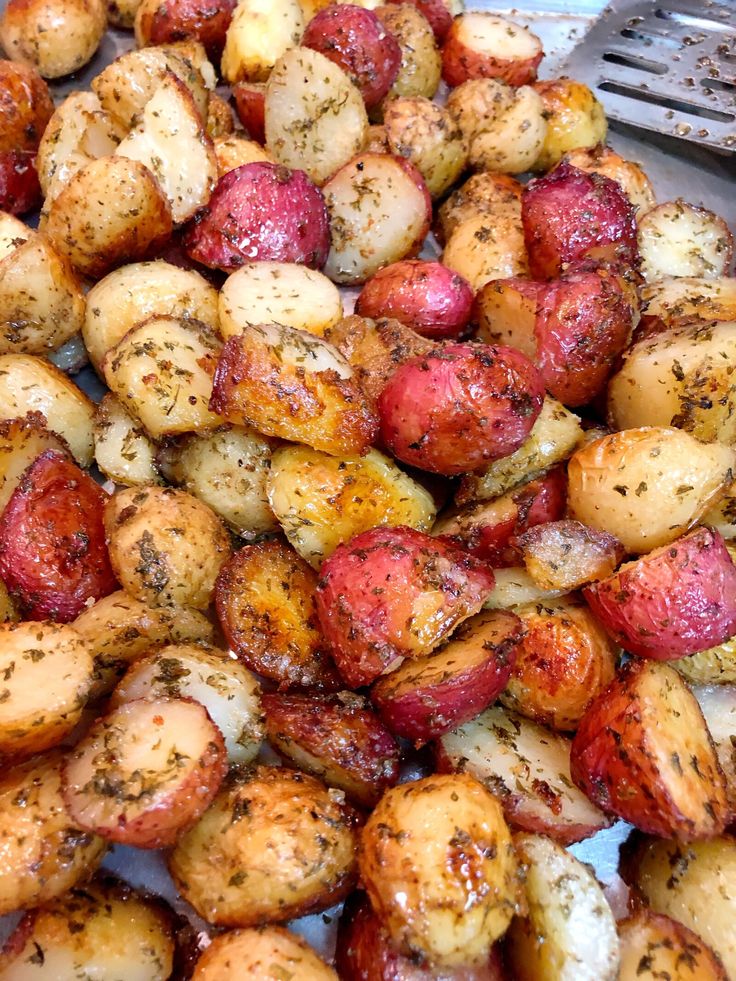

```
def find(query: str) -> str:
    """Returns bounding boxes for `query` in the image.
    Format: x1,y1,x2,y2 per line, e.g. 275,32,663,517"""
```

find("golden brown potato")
206,93,234,139
0,752,106,915
93,394,161,488
567,426,735,554
0,0,106,78
359,773,519,967
193,927,338,980
265,47,368,186
638,201,734,283
0,412,69,515
383,96,467,199
221,0,304,83
103,316,222,439
0,355,94,466
532,78,608,172
0,580,17,623
0,621,94,760
83,260,218,375
267,444,436,567
375,4,441,103
0,60,54,153
0,876,176,980
442,211,528,292
169,766,357,926
506,833,619,981
435,171,522,247
74,589,214,698
45,156,173,279
618,909,726,981
104,485,232,609
157,425,278,539
561,144,656,214
519,520,624,592
640,276,736,333
214,134,273,174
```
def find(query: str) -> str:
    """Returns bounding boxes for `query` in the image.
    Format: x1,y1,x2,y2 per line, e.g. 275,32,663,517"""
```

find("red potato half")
302,5,401,109
441,12,543,88
371,608,523,745
570,660,728,839
263,692,400,807
0,449,117,623
0,150,41,215
378,343,544,477
134,0,236,58
521,161,638,279
355,260,474,340
232,81,266,143
184,162,330,272
584,527,736,660
62,697,228,849
618,909,727,981
315,525,496,688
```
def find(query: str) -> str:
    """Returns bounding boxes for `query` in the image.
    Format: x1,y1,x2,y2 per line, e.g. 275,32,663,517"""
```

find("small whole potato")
532,78,608,172
135,0,236,59
193,927,338,980
104,485,232,609
435,170,522,247
0,59,54,152
383,96,467,198
374,3,441,102
0,0,106,78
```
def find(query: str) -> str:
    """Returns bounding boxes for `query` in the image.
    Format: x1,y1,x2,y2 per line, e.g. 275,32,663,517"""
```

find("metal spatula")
561,0,736,153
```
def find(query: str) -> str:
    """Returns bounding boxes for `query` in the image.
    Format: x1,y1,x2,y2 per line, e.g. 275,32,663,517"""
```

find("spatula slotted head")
562,0,736,152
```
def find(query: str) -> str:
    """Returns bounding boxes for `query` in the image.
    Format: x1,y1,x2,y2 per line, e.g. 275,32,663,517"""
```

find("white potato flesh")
507,833,619,981
219,261,343,338
483,567,566,610
692,684,736,817
116,72,218,224
0,414,69,515
112,643,264,765
323,153,430,285
453,12,542,62
265,47,368,186
442,212,529,292
608,320,736,443
642,276,736,328
83,260,219,374
0,622,94,760
103,316,222,439
94,393,162,487
0,212,32,261
0,354,94,466
638,200,734,283
268,444,437,567
215,134,273,175
439,706,609,844
193,927,338,981
221,0,304,84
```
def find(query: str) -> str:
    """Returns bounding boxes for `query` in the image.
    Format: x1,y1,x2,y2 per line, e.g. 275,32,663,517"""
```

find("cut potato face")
0,412,69,516
641,276,736,331
193,927,338,980
103,316,223,439
618,909,727,981
222,0,304,83
94,393,162,488
442,211,529,293
267,444,437,567
483,566,566,610
638,200,734,283
436,171,523,246
0,212,33,260
692,683,736,820
219,261,343,339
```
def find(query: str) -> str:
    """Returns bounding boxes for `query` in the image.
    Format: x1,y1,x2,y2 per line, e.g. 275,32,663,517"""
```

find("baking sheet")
1,0,733,964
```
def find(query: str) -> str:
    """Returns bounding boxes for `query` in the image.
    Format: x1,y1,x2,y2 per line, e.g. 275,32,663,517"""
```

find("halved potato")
562,144,656,214
442,211,528,292
638,200,734,283
383,96,467,198
0,412,69,515
221,0,304,83
692,683,736,820
532,78,607,172
435,171,522,247
618,909,727,981
374,3,441,102
641,276,736,332
0,212,32,259
193,927,338,980
483,566,566,610
93,394,162,488
214,134,273,174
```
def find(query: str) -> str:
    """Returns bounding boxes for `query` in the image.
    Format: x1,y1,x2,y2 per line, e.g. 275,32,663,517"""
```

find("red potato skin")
262,693,400,807
315,526,496,688
584,527,736,660
336,893,508,980
0,150,41,215
302,5,402,109
184,162,330,271
386,0,454,42
355,261,474,341
378,343,545,477
441,19,543,88
0,450,117,622
436,466,567,565
232,82,266,144
0,60,54,153
522,162,638,280
370,609,523,744
136,0,236,57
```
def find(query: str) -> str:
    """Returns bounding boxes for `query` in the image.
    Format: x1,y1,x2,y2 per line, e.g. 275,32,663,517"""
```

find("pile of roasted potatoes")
0,0,735,976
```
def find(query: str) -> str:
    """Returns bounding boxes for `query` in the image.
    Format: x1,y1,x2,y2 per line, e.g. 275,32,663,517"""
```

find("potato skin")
382,96,467,199
385,0,456,43
193,926,338,980
0,0,106,79
356,260,473,340
571,660,728,839
315,525,496,687
0,450,117,623
0,60,54,153
436,171,522,247
104,485,232,610
135,0,236,58
0,151,41,215
169,766,357,927
561,144,656,214
374,4,441,102
379,343,544,477
584,527,736,660
617,909,727,981
185,162,330,271
532,79,608,172
358,774,519,967
232,82,266,143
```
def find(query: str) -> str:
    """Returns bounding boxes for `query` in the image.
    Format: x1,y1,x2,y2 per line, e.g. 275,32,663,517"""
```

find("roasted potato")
483,565,566,610
693,684,736,821
505,833,619,981
435,170,522,247
442,12,543,88
0,60,54,153
83,259,218,375
0,581,17,623
566,427,735,554
639,276,736,334
323,152,432,285
209,325,377,456
638,200,734,283
169,766,357,926
231,80,266,142
74,589,214,697
315,525,496,687
214,133,272,174
193,926,338,980
384,0,460,43
263,691,400,806
94,394,161,488
0,0,106,78
0,621,94,760
382,96,467,198
518,520,624,592
0,150,41,215
561,144,656,214
0,752,106,915
104,485,232,609
359,774,519,967
45,156,173,279
437,704,610,844
0,414,68,519
221,0,304,84
215,540,340,690
442,211,529,293
134,0,236,58
617,909,727,981
532,78,608,172
267,444,437,568
374,4,441,102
